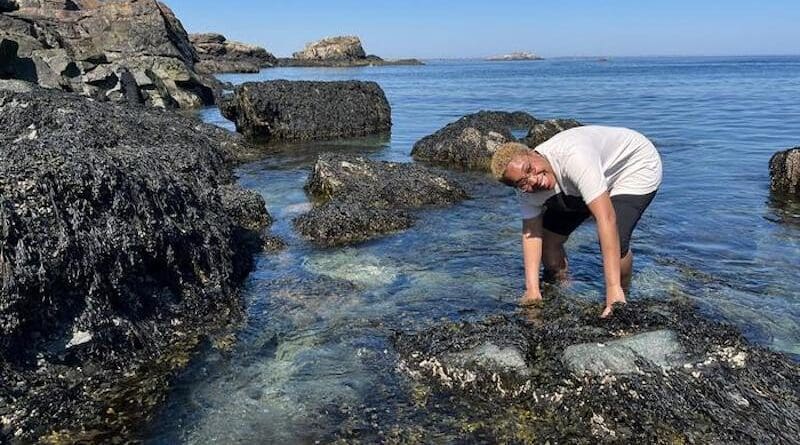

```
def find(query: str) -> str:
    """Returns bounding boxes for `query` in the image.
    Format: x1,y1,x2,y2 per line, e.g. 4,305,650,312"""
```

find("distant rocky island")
487,51,544,61
187,34,423,73
277,35,424,68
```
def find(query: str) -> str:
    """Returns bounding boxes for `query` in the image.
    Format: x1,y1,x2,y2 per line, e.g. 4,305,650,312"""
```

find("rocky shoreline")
0,0,219,109
1,1,798,443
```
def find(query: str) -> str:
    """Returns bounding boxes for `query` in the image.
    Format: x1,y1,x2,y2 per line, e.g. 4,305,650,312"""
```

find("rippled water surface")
145,57,800,443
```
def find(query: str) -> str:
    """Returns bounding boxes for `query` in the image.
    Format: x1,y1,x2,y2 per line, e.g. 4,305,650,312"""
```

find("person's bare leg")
620,249,633,290
542,229,569,283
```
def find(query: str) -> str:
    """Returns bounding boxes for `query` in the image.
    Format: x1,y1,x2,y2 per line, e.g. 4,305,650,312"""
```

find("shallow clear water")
145,57,800,443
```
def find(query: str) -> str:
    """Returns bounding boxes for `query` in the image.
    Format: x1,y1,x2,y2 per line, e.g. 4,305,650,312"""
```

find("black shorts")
542,191,657,256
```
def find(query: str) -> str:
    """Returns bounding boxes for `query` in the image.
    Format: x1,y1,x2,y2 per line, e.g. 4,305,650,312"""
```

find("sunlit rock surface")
391,296,800,443
280,35,423,67
190,32,277,74
0,0,217,108
0,85,270,443
220,80,392,142
411,111,581,170
294,153,468,247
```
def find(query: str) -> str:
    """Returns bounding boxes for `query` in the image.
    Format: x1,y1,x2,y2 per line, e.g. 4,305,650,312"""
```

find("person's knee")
542,244,567,272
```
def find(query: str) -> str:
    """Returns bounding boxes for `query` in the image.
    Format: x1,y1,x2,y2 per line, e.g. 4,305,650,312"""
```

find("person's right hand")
521,289,543,305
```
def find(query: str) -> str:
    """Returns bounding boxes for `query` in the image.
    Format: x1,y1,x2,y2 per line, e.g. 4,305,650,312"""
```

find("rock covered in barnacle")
392,295,800,443
220,80,392,142
770,146,800,197
411,111,581,170
411,111,538,170
0,85,270,443
294,153,468,247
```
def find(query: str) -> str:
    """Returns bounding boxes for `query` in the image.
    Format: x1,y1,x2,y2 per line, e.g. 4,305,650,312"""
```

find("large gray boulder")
411,111,581,170
190,32,277,74
770,147,800,197
0,0,217,108
220,80,392,142
294,153,468,247
0,85,270,443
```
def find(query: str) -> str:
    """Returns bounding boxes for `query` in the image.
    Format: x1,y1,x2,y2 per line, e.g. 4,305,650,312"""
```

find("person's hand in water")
521,289,543,306
601,286,626,318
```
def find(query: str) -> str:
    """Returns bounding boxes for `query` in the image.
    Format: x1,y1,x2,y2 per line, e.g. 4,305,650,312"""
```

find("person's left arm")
586,193,625,309
563,151,625,312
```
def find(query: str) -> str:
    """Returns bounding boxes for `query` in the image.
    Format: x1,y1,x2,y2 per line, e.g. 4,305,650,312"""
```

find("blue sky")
168,1,800,58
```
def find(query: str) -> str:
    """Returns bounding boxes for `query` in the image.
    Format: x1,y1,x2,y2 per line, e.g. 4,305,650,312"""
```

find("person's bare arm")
586,192,626,315
522,216,544,302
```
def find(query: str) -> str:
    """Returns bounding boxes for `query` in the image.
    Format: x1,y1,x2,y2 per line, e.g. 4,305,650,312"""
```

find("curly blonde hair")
490,142,532,182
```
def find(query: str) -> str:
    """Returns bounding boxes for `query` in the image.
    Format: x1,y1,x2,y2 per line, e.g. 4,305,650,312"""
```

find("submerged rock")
770,147,800,197
281,35,423,67
412,111,580,170
0,85,270,443
392,296,800,443
220,80,392,142
191,32,277,74
0,0,217,108
562,329,687,375
294,153,468,247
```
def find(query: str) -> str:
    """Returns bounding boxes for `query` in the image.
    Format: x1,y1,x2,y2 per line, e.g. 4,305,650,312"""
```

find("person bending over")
490,125,662,318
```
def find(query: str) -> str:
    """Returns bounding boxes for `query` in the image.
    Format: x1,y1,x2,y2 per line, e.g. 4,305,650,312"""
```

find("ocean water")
145,57,800,443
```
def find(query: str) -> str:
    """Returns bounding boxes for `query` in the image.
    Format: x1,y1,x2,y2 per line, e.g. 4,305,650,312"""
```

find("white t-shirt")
520,125,662,219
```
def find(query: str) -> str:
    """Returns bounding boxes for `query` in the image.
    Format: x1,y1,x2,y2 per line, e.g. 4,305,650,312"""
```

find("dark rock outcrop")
190,32,277,74
220,80,392,142
0,0,217,108
392,295,800,444
522,118,583,148
294,154,468,247
278,35,423,67
0,84,270,443
770,147,800,197
412,111,582,170
411,111,535,169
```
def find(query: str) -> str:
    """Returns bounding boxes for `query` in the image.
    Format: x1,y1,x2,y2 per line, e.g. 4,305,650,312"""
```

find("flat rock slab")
443,342,530,376
294,153,467,247
411,111,581,170
563,329,687,375
220,80,392,142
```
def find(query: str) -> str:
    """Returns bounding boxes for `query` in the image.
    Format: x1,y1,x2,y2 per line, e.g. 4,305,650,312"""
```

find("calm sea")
145,57,800,443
